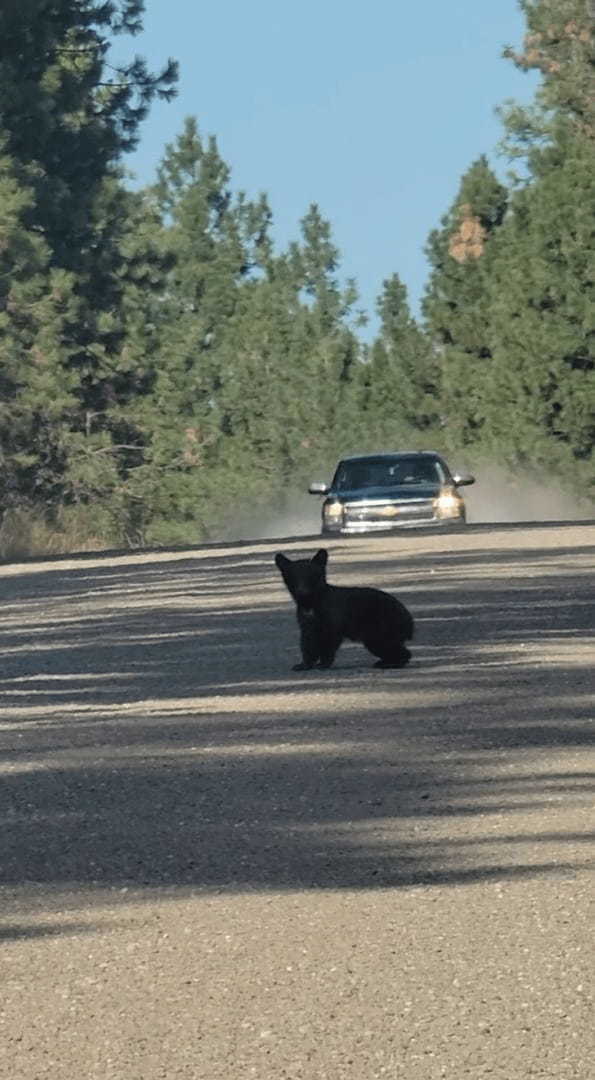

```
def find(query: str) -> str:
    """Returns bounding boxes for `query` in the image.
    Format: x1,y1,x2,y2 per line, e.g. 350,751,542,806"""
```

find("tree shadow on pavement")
0,525,593,916
0,921,100,943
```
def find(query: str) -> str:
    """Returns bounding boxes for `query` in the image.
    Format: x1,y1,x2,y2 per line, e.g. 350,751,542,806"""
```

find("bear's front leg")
293,612,321,671
317,628,341,669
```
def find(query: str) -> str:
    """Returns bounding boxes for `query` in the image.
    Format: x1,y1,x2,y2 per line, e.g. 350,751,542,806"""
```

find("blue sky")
124,0,539,330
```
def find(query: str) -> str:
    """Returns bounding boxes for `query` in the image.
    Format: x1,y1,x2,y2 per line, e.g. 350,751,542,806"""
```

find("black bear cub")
275,548,413,671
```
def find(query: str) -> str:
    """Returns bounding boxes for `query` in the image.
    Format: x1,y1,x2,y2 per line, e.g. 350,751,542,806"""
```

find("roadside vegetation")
1,1,593,558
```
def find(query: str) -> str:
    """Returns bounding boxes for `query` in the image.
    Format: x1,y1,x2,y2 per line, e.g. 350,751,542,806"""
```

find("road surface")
1,522,593,1079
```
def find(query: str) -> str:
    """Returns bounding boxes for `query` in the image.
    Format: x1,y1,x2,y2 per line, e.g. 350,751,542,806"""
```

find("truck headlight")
433,489,463,518
323,500,344,523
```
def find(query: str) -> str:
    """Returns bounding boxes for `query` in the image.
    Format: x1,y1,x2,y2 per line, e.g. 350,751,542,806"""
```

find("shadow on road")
0,921,98,943
1,524,593,915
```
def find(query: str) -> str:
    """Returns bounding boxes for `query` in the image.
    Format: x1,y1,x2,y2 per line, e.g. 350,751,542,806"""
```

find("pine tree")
284,204,364,459
503,0,595,138
193,205,365,532
0,1,177,264
0,137,81,511
112,119,278,543
422,157,508,449
481,132,595,482
476,0,595,490
358,275,438,448
0,1,178,538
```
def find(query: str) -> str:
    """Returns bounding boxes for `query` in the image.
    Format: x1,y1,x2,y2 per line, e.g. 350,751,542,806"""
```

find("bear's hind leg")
373,645,411,669
362,628,411,669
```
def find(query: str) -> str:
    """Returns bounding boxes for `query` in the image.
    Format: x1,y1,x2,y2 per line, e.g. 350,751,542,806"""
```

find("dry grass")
0,506,108,563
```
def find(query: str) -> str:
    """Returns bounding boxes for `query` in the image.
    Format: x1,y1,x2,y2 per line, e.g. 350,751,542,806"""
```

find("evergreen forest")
1,0,593,556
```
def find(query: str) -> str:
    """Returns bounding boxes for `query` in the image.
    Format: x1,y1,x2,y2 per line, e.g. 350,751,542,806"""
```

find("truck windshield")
334,457,444,491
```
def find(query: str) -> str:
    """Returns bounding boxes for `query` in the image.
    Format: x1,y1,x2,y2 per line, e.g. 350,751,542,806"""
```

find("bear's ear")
275,553,290,570
312,548,328,568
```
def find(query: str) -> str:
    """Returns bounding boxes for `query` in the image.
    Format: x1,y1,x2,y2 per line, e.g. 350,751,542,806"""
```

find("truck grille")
343,499,435,526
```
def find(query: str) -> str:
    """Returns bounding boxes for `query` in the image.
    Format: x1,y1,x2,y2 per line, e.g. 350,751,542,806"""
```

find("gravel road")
1,522,593,1079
